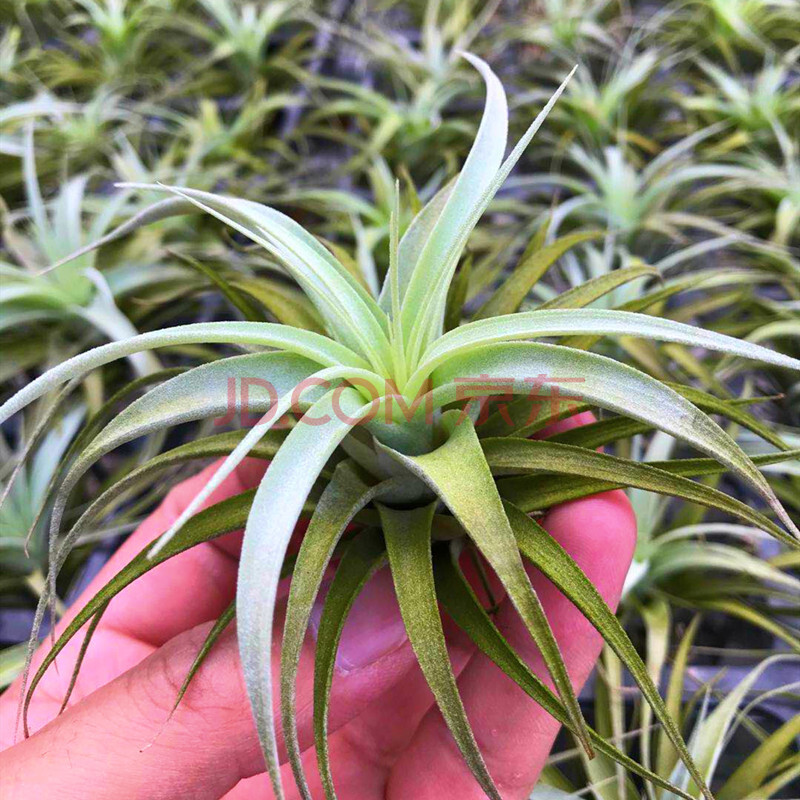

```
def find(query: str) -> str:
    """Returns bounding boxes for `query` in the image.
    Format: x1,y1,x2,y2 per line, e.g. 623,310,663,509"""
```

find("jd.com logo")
214,374,586,429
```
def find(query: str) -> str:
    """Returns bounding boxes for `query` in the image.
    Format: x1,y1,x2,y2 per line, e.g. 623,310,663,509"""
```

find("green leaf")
417,309,800,384
444,255,472,332
129,184,393,373
58,430,298,563
403,59,576,361
380,412,594,757
380,501,502,798
428,342,798,539
280,461,409,798
505,504,713,800
493,451,800,532
474,231,603,319
401,54,508,350
649,541,800,592
538,264,659,310
237,388,373,800
551,388,791,452
0,643,27,690
168,250,264,321
477,399,591,440
686,599,800,653
170,602,235,715
16,369,186,566
233,276,324,332
484,439,797,548
657,616,700,779
313,529,387,799
667,384,792,452
39,196,195,276
57,604,108,714
637,597,671,776
559,272,730,351
46,353,323,590
433,547,698,800
0,378,81,522
0,321,371,426
21,489,256,736
377,178,455,312
147,361,380,557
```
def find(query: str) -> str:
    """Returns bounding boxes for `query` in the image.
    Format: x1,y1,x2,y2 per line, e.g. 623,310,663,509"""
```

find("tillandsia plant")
178,0,310,93
0,405,84,612
678,55,800,151
5,55,800,799
616,429,800,650
303,0,498,177
508,0,620,56
515,46,662,150
538,630,800,799
0,128,167,380
26,0,179,92
652,0,800,69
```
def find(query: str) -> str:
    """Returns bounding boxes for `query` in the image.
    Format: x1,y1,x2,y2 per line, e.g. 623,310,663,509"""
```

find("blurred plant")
0,91,146,182
516,47,662,150
305,0,500,177
0,405,84,592
510,0,620,56
657,0,800,65
179,0,310,92
177,89,303,175
699,129,800,248
511,131,749,271
0,129,165,377
680,54,800,151
29,0,178,90
537,638,800,799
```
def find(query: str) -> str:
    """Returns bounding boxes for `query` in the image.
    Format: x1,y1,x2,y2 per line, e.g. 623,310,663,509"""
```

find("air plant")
679,55,800,151
178,0,311,93
29,0,178,90
304,0,499,176
655,0,800,66
698,128,800,248
0,90,145,181
514,48,662,149
177,89,304,176
302,70,473,178
4,56,800,799
508,128,756,272
509,0,620,57
0,405,84,594
0,408,84,692
0,129,165,378
537,632,800,799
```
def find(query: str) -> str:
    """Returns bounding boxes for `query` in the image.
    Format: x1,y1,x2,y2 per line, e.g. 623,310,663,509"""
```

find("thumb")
0,571,415,800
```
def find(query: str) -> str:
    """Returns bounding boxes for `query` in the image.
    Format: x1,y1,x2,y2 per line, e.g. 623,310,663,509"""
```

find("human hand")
0,413,636,799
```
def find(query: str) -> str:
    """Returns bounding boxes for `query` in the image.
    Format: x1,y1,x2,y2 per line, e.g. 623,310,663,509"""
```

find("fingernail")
310,567,407,673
